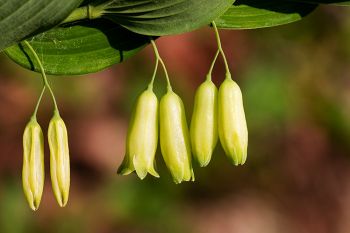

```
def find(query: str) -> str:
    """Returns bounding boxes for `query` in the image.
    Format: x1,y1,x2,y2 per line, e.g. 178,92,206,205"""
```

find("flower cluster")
20,22,247,210
118,24,248,183
191,73,247,167
118,85,195,184
23,111,70,210
22,41,70,211
118,40,195,184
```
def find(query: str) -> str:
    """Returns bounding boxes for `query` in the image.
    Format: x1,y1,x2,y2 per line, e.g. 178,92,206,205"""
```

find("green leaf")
0,0,83,52
5,19,149,75
215,0,317,29
101,0,235,36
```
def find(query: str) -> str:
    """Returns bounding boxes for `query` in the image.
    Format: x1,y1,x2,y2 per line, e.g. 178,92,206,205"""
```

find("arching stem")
212,21,231,79
23,40,59,112
150,40,173,92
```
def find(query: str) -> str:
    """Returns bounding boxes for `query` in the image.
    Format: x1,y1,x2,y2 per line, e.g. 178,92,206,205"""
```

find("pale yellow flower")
118,89,159,179
22,118,45,211
218,78,248,165
48,111,70,207
160,90,194,184
190,79,218,167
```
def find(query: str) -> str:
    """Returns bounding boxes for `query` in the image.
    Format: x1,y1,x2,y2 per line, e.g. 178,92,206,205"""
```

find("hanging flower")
190,78,218,167
22,117,45,211
218,76,248,165
118,89,159,179
48,111,70,207
160,90,194,184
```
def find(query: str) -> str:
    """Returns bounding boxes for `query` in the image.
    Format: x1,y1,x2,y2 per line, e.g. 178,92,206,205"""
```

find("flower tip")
58,202,66,208
117,157,134,175
57,195,68,208
173,172,195,184
191,170,195,182
239,159,247,166
135,168,160,180
56,198,64,207
61,201,68,208
241,153,248,165
198,161,209,168
230,157,239,166
196,155,212,168
173,178,182,185
172,171,184,184
135,169,148,180
148,167,160,178
133,155,160,180
29,202,38,211
116,166,133,176
62,197,69,207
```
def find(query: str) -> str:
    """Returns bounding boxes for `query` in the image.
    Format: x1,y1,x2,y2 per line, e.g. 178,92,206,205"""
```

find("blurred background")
0,4,350,233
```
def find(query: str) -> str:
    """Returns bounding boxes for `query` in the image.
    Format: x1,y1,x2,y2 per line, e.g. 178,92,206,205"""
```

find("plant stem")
23,40,59,112
150,40,172,92
212,21,231,78
148,53,159,90
60,5,103,24
207,49,220,81
31,86,46,120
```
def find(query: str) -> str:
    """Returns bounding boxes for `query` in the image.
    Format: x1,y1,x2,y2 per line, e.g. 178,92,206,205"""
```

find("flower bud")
118,89,159,179
48,111,70,207
218,77,248,165
22,117,45,211
160,90,194,184
190,78,218,167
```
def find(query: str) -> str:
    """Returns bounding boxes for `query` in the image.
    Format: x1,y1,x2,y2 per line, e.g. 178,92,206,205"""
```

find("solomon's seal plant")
119,23,248,181
21,41,71,210
0,0,345,209
190,22,248,167
118,40,195,183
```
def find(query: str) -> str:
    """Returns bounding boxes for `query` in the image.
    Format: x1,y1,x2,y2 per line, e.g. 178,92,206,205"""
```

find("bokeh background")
1,5,350,233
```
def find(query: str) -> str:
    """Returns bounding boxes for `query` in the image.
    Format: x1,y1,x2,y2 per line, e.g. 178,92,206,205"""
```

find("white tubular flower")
118,89,159,179
160,90,194,184
22,118,45,211
218,77,248,165
48,111,70,207
190,79,218,167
